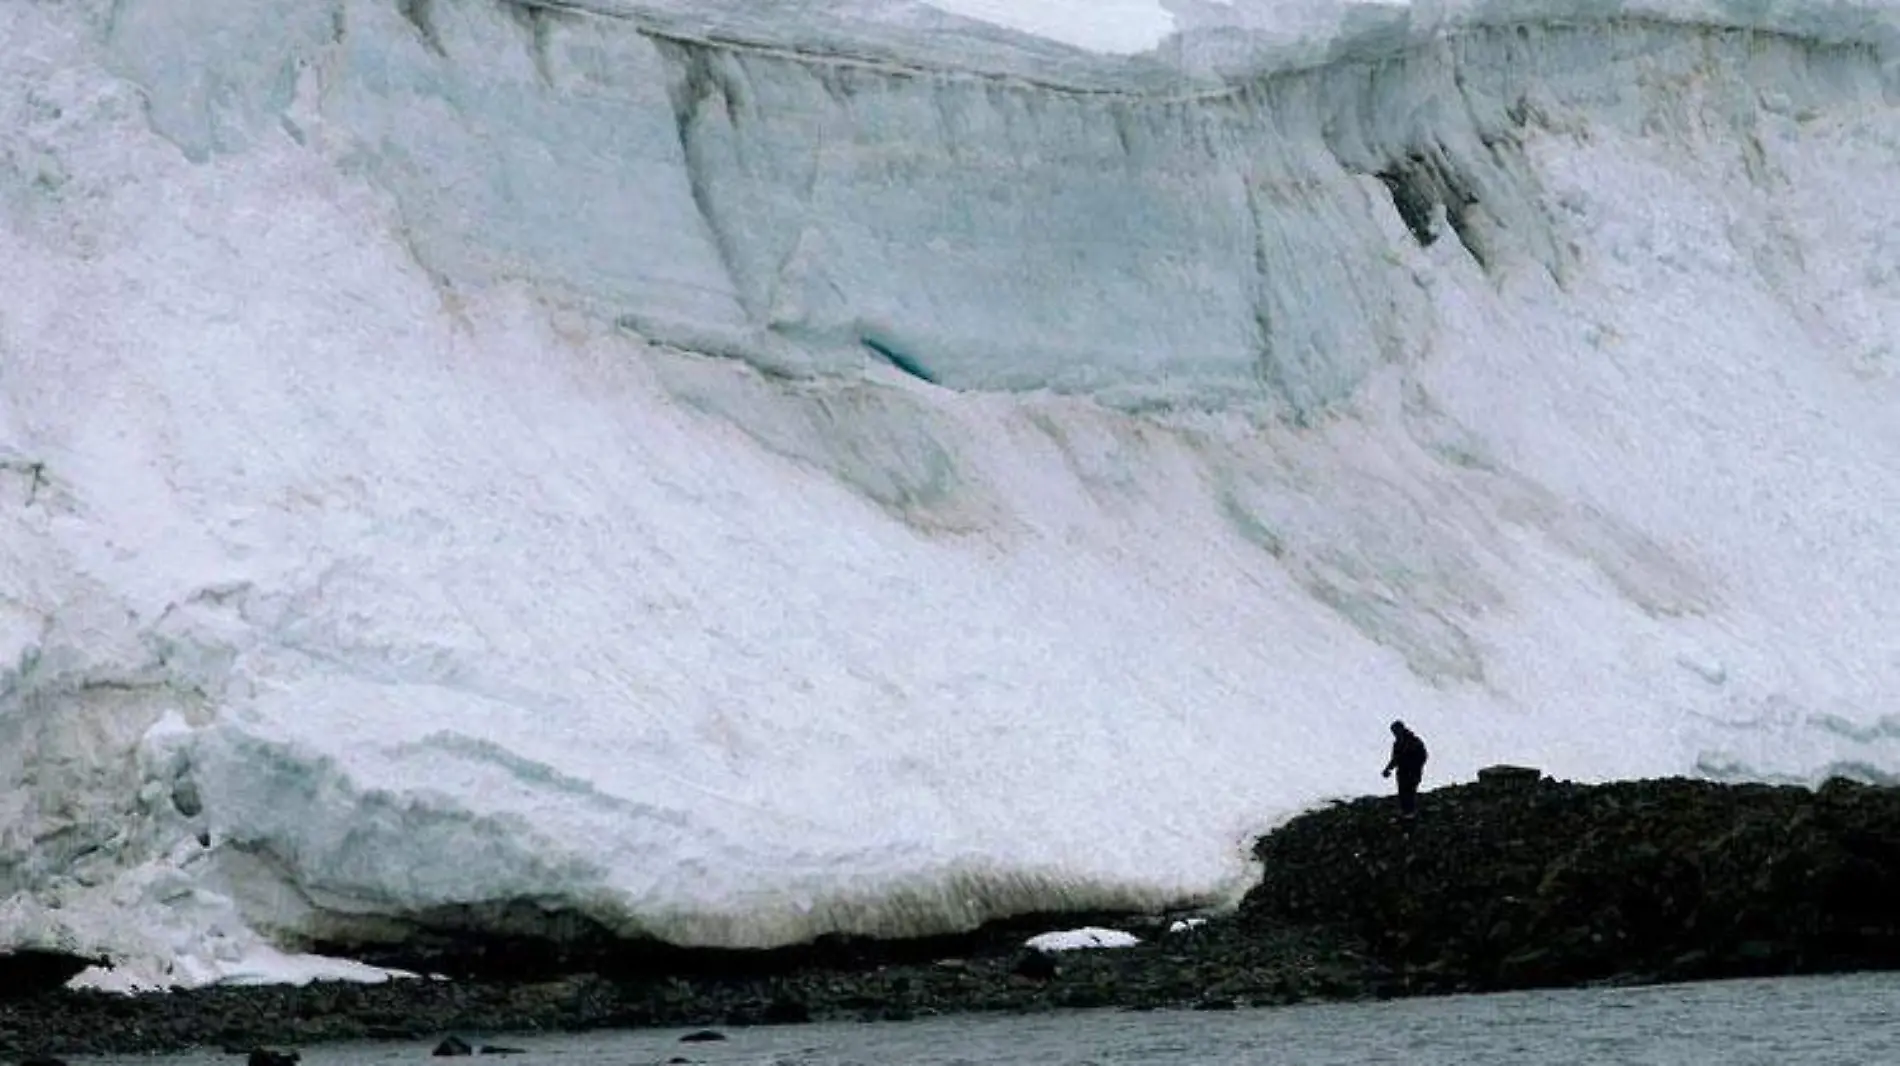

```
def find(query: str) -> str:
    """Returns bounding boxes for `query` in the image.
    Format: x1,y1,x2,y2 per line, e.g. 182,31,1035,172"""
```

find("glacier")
4,0,1900,989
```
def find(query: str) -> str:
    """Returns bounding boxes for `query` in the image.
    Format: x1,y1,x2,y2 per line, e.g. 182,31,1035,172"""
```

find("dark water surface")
80,972,1900,1065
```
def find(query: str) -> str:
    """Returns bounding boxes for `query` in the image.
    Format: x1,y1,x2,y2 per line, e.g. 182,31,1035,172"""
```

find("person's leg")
1397,770,1420,815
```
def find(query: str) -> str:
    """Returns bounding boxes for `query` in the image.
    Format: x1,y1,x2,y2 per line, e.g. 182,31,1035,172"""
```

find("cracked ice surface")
3,0,1900,988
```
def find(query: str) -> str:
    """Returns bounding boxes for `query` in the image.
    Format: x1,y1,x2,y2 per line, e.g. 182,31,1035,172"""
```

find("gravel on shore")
5,773,1895,1059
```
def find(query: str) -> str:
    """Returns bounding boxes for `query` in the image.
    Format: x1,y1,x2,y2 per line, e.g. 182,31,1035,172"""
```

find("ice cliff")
4,0,1900,988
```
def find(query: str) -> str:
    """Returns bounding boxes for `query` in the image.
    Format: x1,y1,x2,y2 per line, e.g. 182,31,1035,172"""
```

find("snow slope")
3,0,1900,987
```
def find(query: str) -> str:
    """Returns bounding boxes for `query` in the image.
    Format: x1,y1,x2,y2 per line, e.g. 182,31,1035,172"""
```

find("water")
82,973,1900,1065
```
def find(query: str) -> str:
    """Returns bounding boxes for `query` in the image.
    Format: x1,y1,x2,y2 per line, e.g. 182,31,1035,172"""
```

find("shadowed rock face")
1241,775,1900,991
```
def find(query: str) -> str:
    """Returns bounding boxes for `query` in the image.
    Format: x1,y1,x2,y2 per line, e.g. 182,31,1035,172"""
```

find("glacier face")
4,0,1900,986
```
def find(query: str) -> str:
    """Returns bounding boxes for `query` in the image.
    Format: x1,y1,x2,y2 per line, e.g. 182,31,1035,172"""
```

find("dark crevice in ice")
862,336,938,385
1376,150,1488,270
396,0,447,57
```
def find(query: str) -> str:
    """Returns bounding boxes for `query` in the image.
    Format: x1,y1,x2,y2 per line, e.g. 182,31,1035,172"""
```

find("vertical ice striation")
2,0,1900,986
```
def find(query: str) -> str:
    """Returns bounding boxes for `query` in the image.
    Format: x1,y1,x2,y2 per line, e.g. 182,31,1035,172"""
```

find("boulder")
1009,950,1058,982
1476,765,1544,787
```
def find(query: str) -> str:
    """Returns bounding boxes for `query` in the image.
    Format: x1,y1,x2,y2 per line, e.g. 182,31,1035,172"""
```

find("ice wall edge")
104,0,1891,414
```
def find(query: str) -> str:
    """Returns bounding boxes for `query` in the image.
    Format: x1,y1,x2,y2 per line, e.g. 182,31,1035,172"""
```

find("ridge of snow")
507,0,1900,92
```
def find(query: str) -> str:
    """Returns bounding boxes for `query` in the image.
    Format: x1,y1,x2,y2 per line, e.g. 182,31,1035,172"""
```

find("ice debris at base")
3,0,1900,988
70,951,411,995
1025,928,1143,953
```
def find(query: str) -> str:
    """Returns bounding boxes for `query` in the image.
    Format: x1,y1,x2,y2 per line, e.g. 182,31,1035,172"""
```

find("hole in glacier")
1376,152,1487,270
1378,164,1442,246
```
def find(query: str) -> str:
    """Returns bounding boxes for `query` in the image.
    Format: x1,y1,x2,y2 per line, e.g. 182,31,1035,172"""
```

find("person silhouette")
1382,720,1429,817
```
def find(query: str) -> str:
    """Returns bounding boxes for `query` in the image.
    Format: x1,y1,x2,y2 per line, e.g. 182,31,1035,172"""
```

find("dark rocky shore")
5,773,1898,1058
